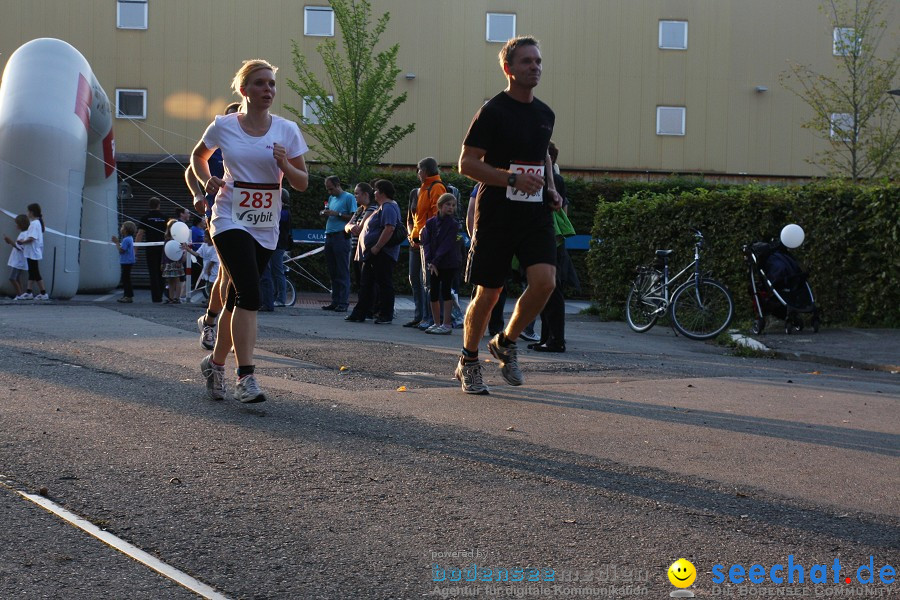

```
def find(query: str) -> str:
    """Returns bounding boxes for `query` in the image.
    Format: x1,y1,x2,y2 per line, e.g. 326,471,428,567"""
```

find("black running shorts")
465,221,557,289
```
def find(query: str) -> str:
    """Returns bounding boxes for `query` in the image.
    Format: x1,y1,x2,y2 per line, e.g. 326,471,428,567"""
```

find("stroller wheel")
750,317,766,336
785,315,803,334
811,315,821,333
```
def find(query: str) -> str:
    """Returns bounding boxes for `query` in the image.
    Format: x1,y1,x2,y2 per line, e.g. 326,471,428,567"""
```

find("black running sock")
236,365,255,378
498,332,512,346
205,310,218,324
461,348,479,362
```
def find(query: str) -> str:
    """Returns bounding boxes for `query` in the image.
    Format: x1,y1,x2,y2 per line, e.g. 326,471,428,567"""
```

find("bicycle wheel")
284,279,296,307
626,270,663,333
670,278,734,340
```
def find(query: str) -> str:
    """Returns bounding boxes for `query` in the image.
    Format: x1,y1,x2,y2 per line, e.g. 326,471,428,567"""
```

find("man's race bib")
232,181,280,228
507,162,544,203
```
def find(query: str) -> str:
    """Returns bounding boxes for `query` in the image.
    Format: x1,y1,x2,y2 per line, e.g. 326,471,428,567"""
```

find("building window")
656,106,686,136
117,0,147,29
833,27,858,56
116,89,147,119
305,6,334,36
486,13,516,43
659,20,688,50
303,95,333,125
830,113,854,141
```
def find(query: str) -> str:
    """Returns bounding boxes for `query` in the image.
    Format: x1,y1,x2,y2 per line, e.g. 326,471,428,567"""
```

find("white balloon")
781,224,805,248
164,240,184,261
171,221,191,244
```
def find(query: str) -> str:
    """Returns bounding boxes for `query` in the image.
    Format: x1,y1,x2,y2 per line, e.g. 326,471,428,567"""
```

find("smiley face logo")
667,558,697,588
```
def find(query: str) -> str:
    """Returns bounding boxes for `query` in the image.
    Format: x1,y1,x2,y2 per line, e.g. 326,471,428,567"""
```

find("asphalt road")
0,302,897,599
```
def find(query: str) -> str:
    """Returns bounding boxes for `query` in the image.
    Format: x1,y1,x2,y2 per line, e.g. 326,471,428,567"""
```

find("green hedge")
587,180,900,327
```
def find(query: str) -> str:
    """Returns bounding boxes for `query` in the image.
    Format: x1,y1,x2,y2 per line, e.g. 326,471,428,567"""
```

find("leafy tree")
286,0,415,184
780,0,899,181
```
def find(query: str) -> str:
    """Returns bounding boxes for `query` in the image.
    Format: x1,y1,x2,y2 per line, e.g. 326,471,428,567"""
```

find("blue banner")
293,230,592,250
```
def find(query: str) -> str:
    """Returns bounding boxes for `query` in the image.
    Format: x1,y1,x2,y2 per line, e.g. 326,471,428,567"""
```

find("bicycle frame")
645,245,701,315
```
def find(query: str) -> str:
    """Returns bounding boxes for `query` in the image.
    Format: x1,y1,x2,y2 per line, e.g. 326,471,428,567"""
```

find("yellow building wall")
1,0,897,178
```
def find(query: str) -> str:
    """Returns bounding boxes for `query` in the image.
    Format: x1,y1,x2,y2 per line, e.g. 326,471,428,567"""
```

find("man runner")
456,36,562,395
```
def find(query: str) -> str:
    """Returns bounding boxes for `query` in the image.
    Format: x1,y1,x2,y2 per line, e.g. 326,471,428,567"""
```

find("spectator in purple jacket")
421,193,462,335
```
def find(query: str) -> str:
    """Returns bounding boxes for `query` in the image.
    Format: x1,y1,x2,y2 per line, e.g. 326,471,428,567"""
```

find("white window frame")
829,112,854,141
833,27,857,56
659,20,688,50
115,89,147,119
486,13,516,43
117,0,148,30
303,95,333,125
656,106,686,136
304,6,334,37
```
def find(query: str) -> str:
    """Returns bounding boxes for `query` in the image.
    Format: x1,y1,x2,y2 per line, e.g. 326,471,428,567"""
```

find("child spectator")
421,193,461,335
182,230,219,301
161,219,186,303
112,221,137,303
4,214,30,299
17,203,47,300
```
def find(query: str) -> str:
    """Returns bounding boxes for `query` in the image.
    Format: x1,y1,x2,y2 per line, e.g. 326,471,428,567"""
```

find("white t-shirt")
23,220,43,260
7,231,27,269
202,113,308,250
197,243,219,281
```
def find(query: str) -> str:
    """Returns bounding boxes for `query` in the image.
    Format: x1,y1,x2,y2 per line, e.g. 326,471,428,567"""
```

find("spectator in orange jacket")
408,156,447,330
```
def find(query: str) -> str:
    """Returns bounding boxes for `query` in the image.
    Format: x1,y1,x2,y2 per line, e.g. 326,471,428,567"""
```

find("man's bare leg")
462,285,502,353
504,263,556,340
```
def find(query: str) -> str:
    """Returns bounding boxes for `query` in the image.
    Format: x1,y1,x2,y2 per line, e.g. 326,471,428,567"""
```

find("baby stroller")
743,241,820,335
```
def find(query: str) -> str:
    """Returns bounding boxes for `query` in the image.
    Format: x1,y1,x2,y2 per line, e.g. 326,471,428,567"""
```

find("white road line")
94,293,117,302
2,479,230,600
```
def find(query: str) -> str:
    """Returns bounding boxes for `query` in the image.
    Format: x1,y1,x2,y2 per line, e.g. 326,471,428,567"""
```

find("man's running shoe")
234,374,266,403
455,359,489,395
34,293,49,300
197,315,216,350
488,334,524,386
15,293,33,300
200,354,226,401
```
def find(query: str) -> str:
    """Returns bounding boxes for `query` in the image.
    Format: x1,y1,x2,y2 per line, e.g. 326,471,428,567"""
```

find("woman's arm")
369,225,394,255
191,140,222,197
274,147,309,192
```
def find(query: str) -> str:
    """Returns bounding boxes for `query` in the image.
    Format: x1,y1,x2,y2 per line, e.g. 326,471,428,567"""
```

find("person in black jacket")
136,196,168,303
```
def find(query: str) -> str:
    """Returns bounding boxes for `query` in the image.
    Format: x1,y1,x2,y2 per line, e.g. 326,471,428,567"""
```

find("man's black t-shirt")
462,92,555,231
138,210,167,243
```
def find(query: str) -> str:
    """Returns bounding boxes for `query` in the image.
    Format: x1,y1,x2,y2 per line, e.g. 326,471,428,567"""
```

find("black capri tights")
27,258,42,282
212,229,273,312
429,267,457,303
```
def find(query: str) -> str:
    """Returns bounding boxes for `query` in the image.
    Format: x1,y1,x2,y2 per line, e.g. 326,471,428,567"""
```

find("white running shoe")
16,292,33,300
234,374,266,403
197,315,216,351
200,354,226,401
34,293,49,300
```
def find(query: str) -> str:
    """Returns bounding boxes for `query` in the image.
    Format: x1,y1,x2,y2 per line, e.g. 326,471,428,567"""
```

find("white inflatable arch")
0,38,119,298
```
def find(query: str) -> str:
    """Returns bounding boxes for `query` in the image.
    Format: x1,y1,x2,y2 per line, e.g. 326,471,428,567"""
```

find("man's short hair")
418,157,439,177
325,175,341,188
149,197,161,209
499,36,540,68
